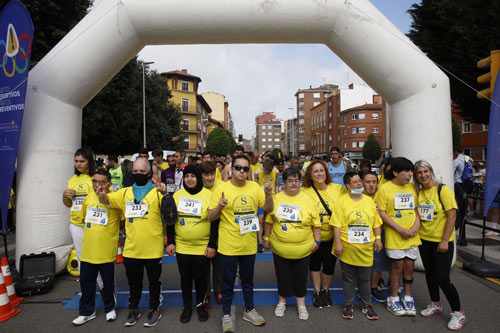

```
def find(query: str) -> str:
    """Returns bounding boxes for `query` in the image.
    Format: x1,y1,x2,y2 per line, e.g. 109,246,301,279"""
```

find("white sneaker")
242,308,265,326
448,311,467,330
274,303,286,317
386,297,405,316
420,303,443,317
297,306,309,320
106,309,117,322
72,312,96,326
402,297,416,316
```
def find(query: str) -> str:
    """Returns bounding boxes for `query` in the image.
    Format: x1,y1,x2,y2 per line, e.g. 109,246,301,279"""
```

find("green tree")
452,115,461,148
206,127,235,157
0,0,93,65
407,0,500,124
362,134,382,162
82,59,183,154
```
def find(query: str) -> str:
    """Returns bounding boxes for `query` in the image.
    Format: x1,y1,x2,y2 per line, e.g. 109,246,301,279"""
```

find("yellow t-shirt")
173,188,212,255
418,185,457,242
80,192,121,264
378,175,389,187
209,181,265,255
331,194,382,267
8,188,14,209
255,168,277,193
67,174,93,227
302,183,346,241
374,181,421,250
250,162,262,178
107,187,164,259
205,181,221,193
215,168,222,182
265,191,321,259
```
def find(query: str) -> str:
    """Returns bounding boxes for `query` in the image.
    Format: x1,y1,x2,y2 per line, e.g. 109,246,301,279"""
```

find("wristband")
375,235,381,240
315,240,321,245
263,236,270,241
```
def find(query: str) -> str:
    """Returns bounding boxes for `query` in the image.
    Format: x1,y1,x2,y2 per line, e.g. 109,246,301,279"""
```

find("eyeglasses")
285,179,301,184
233,165,250,172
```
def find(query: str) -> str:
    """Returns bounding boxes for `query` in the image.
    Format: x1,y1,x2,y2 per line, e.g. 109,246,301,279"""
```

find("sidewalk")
457,216,500,268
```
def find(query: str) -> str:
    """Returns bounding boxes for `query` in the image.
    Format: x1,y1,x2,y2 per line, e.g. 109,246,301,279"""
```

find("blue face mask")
350,187,364,195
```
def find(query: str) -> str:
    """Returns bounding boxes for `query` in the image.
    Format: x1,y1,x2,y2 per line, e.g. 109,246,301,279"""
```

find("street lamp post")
142,61,155,148
288,107,295,156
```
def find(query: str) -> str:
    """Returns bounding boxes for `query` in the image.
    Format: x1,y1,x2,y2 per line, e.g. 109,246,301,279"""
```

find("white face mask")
350,187,364,195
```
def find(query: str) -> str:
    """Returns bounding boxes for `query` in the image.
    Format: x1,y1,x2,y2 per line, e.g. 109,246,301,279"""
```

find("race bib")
276,203,300,221
125,201,148,218
394,193,415,210
418,204,435,221
166,183,177,193
84,207,108,225
71,196,85,212
238,215,259,235
177,197,202,215
348,226,370,244
111,183,121,192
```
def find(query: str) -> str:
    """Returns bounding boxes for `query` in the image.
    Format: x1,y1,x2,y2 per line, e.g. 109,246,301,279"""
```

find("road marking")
486,277,500,286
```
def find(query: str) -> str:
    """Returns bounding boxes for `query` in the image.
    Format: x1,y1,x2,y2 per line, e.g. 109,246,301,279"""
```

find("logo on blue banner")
0,0,33,231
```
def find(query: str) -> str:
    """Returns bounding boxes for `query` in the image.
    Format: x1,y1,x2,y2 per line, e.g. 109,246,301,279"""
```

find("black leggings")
273,253,310,298
176,253,209,307
418,240,461,312
309,239,336,275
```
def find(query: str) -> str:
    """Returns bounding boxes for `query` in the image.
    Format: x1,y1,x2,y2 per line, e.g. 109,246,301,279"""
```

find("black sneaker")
362,304,378,320
143,309,162,327
313,292,324,309
342,303,354,319
257,242,264,253
124,309,141,327
197,305,209,322
377,278,385,290
321,289,332,308
371,288,386,303
180,306,192,323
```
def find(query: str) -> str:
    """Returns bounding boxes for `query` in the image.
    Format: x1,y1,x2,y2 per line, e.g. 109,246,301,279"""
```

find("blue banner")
483,70,500,216
0,0,33,231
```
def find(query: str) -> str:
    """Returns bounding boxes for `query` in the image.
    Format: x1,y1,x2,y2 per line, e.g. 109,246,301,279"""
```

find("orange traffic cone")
0,271,21,322
116,240,123,264
0,258,23,307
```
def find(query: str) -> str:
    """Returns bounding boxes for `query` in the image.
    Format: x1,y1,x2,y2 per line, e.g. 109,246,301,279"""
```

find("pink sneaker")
447,311,467,330
420,303,443,317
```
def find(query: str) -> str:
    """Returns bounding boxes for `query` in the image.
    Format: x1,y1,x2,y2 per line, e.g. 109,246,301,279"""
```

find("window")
359,127,366,134
343,116,347,123
268,145,272,148
483,124,488,131
344,129,347,135
275,145,280,148
329,135,332,141
372,112,379,119
373,127,379,133
329,112,332,118
344,143,347,149
181,81,189,91
352,114,358,120
359,113,365,120
352,128,358,134
262,138,266,142
182,118,189,128
262,145,266,149
299,144,305,150
463,122,471,133
275,138,280,142
299,110,304,116
299,127,305,133
298,93,304,99
299,136,305,142
299,119,304,124
329,123,332,129
313,101,320,107
359,141,365,148
313,92,320,98
181,98,189,111
268,132,273,135
298,102,304,107
324,92,329,98
184,136,190,142
352,141,357,148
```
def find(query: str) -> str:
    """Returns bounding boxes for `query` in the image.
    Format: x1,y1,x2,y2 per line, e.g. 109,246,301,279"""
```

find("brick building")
452,110,488,163
255,112,283,154
295,84,339,154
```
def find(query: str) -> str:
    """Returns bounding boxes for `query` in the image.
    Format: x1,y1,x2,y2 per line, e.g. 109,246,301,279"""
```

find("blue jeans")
220,254,256,315
79,261,115,316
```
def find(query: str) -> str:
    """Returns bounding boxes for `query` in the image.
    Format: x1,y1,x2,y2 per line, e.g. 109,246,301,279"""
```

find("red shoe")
216,293,222,304
205,296,211,310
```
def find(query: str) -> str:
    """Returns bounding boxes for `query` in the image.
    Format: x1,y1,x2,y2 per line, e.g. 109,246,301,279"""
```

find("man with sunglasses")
208,154,274,333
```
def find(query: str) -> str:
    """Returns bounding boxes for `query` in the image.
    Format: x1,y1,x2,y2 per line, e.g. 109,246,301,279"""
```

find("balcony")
181,105,200,114
181,124,200,133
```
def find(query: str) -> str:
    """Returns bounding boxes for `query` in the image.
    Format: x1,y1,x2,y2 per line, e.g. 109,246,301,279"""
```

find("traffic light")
477,50,500,99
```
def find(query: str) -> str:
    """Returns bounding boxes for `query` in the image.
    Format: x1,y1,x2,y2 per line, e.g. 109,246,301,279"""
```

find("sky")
117,1,420,139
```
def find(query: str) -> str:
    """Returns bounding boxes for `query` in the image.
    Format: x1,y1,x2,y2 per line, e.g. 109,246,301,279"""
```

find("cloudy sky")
126,1,420,138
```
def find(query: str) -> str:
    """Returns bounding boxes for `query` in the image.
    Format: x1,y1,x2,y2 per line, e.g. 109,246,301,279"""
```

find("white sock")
404,295,413,302
390,296,399,303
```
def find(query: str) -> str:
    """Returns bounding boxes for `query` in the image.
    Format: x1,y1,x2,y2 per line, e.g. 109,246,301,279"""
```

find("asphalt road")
1,252,499,333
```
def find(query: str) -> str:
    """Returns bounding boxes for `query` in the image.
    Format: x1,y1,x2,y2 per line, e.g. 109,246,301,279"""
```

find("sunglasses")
233,165,250,172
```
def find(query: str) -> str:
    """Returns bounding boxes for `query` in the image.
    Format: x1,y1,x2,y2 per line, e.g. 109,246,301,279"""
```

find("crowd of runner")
63,145,468,331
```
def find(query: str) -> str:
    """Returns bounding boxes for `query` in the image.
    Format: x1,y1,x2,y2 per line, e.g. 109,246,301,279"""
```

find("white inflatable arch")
16,0,452,271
